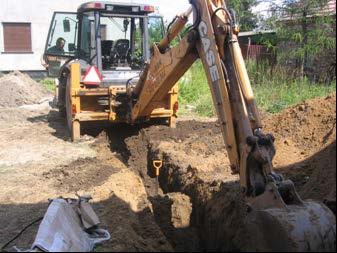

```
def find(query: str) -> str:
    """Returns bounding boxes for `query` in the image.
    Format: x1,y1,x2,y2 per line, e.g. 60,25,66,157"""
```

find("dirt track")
0,74,336,251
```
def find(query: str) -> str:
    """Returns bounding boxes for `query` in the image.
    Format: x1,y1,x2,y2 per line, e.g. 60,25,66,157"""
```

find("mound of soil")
265,94,336,211
110,94,336,251
123,94,336,206
0,90,334,251
264,94,336,156
300,142,336,213
0,71,51,108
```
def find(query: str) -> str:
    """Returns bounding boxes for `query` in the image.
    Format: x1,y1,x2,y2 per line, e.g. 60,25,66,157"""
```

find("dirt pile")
300,142,336,213
0,71,51,108
122,94,336,204
111,94,336,251
123,121,232,195
264,94,336,157
264,94,336,211
0,87,335,252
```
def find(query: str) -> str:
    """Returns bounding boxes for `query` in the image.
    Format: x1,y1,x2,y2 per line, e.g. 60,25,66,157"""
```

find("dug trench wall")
119,94,336,251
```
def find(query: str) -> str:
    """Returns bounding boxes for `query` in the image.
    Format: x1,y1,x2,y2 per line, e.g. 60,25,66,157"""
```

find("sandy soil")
0,105,172,252
120,94,336,251
0,71,52,108
0,71,335,252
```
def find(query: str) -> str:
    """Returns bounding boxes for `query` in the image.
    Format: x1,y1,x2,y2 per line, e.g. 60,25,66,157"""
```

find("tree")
227,0,260,31
149,17,165,44
267,0,336,80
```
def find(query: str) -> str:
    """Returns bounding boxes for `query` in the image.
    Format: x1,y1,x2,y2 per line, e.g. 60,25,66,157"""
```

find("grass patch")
179,61,215,117
247,60,336,113
179,60,336,116
253,79,336,113
40,78,56,92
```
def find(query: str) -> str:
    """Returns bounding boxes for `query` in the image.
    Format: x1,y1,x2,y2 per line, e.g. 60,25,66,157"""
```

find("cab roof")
78,1,156,14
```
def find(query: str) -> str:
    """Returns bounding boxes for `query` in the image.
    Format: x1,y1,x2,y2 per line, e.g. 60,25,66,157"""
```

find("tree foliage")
227,0,259,31
265,0,336,80
148,17,165,44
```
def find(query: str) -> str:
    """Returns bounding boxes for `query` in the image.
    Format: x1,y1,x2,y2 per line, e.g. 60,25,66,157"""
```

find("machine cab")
44,1,165,82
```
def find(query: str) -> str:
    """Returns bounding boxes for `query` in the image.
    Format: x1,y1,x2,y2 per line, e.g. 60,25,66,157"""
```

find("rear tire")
59,106,66,118
58,77,67,118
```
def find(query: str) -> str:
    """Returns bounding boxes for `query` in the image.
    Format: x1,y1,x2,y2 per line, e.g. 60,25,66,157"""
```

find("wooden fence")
240,44,276,65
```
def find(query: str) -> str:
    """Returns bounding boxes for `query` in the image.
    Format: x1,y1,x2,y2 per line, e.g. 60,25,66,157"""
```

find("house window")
2,23,32,53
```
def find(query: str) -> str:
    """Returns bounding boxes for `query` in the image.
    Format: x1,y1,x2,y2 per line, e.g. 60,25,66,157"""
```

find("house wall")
0,0,89,72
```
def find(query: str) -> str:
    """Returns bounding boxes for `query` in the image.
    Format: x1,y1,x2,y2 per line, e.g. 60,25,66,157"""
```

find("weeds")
179,60,336,116
40,78,56,92
179,61,215,117
38,63,336,117
247,60,336,113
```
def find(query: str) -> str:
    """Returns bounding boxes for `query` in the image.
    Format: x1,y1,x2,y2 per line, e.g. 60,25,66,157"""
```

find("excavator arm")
129,0,336,251
130,0,270,195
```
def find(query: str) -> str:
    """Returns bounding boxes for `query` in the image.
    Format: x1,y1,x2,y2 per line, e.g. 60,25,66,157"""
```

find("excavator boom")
129,0,336,251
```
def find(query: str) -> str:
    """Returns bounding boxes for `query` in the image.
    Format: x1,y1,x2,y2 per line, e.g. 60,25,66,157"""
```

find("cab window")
45,12,78,57
100,15,145,70
44,12,78,77
78,12,96,61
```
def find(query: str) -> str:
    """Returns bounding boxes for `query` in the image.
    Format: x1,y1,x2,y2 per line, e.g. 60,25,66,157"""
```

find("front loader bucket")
245,201,336,252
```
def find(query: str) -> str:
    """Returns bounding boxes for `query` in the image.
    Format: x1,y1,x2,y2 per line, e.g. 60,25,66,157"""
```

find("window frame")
98,13,149,70
2,22,33,54
44,11,79,58
77,11,96,63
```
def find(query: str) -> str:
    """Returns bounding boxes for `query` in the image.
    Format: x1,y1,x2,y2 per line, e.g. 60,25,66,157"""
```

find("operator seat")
111,39,130,65
101,40,114,69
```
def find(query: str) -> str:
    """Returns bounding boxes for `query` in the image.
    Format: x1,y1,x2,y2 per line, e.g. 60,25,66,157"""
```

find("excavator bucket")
246,201,336,252
243,181,336,252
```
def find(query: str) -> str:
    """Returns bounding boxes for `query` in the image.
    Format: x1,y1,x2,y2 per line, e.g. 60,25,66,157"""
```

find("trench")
106,121,255,252
106,117,337,252
148,145,252,252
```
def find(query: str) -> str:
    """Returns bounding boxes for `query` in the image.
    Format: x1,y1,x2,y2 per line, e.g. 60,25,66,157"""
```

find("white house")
0,0,97,73
0,0,184,75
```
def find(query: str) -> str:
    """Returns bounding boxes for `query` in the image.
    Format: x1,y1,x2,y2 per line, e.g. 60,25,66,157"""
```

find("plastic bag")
30,198,110,252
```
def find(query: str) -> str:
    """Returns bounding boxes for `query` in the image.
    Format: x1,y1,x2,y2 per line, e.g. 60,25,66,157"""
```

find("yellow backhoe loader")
43,0,336,251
